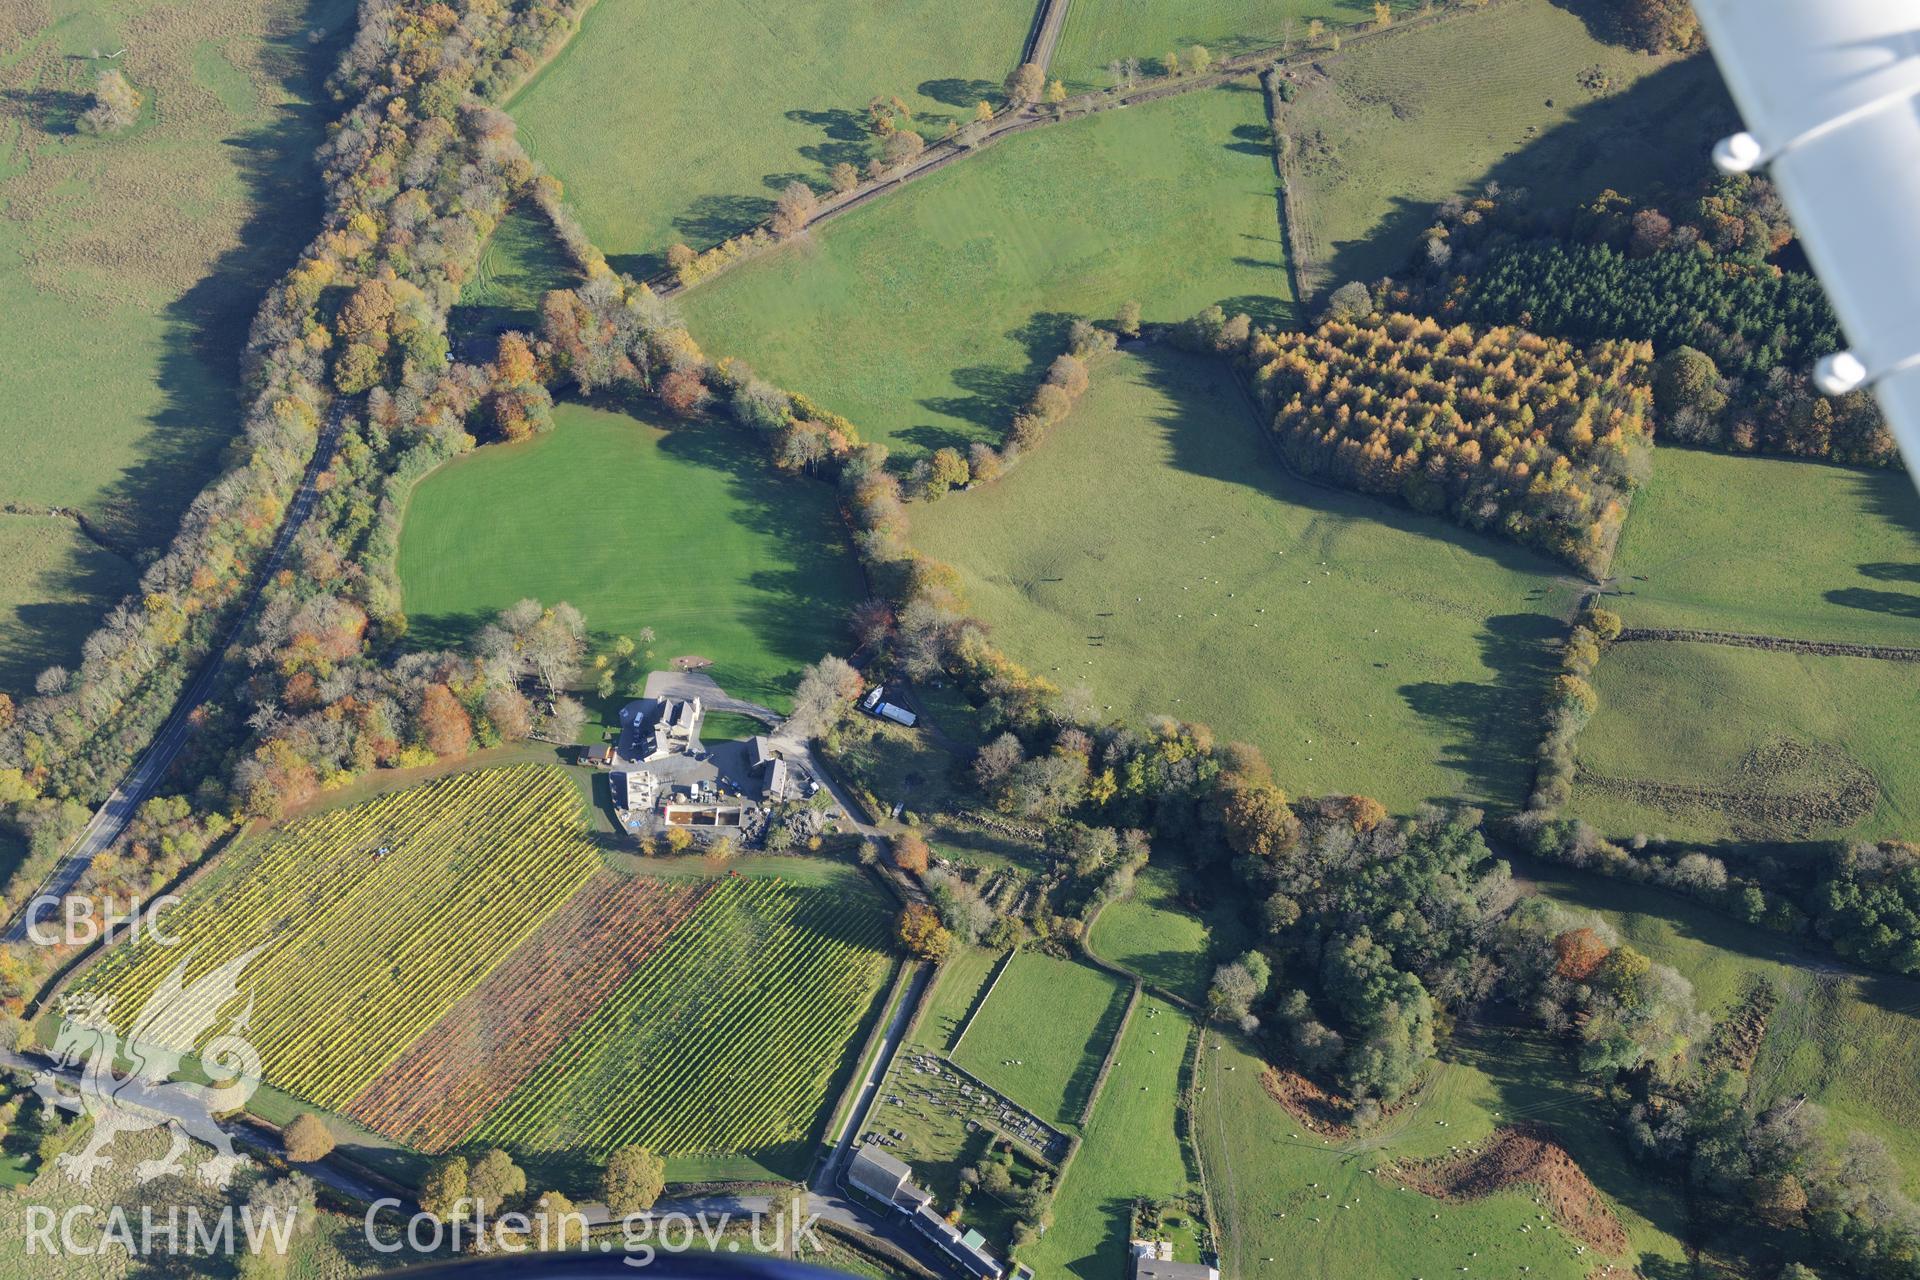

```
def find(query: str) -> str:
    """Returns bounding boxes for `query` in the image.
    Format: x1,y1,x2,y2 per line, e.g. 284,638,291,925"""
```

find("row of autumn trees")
0,0,604,974
1394,175,1895,466
1188,304,1655,576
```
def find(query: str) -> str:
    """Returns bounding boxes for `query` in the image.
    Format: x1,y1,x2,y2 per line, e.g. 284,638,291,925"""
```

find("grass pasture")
1018,997,1201,1280
1195,1027,1688,1280
0,516,137,699
917,947,1006,1052
952,951,1131,1128
448,203,580,354
682,83,1291,460
909,347,1578,811
1049,0,1385,90
0,0,354,698
1087,865,1226,1005
395,401,866,712
507,0,1035,274
1604,448,1920,645
1278,0,1727,296
1570,641,1920,847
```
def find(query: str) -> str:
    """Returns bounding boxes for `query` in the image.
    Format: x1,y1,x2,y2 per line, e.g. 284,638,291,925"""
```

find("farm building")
579,743,612,767
610,769,659,815
848,1143,919,1204
845,1143,1001,1279
1130,1241,1218,1280
913,1205,1003,1280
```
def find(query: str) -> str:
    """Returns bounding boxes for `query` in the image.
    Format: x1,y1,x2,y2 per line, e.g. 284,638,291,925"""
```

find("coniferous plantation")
0,0,1918,1278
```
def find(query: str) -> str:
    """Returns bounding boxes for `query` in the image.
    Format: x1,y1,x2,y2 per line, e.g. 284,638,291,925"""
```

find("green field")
1279,0,1725,296
682,84,1292,460
1532,864,1920,1196
1049,0,1383,90
395,401,867,710
910,347,1579,810
1570,641,1920,847
448,203,580,352
0,516,137,697
952,951,1131,1127
1018,997,1202,1280
1087,865,1226,1005
0,0,354,699
507,0,1035,272
1605,448,1920,645
917,948,1007,1051
1196,1025,1688,1280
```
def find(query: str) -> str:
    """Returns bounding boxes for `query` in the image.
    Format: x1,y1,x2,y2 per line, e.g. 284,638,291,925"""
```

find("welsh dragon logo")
34,947,266,1187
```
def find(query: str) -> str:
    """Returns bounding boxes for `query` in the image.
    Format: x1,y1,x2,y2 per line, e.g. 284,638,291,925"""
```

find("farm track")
3,401,349,944
1021,0,1071,72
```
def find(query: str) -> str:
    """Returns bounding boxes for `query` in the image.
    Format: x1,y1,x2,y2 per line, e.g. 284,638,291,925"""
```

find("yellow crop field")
72,766,601,1111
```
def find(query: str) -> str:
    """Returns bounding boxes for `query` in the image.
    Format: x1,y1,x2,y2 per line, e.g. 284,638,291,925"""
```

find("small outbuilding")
1130,1240,1218,1280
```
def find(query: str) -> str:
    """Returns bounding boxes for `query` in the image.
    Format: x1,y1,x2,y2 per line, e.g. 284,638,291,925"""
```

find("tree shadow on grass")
1823,587,1920,620
1399,611,1562,808
918,78,1000,109
0,504,143,691
652,415,865,704
1224,122,1271,158
1311,56,1733,304
2,0,353,695
1133,344,1563,807
1059,979,1135,1126
403,608,496,654
789,106,872,174
916,311,1080,449
1859,562,1920,584
671,192,778,248
0,87,90,133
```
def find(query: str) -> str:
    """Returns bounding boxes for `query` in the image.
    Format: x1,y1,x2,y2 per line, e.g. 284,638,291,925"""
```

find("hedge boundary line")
1618,627,1920,662
948,948,1016,1054
1078,980,1142,1127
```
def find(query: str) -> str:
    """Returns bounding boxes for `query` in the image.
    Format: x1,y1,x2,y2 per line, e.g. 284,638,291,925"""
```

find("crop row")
468,876,890,1156
346,870,715,1151
72,767,602,1110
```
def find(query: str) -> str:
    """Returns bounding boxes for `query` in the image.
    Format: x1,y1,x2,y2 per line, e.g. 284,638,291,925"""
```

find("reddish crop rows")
468,875,891,1157
345,871,715,1151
